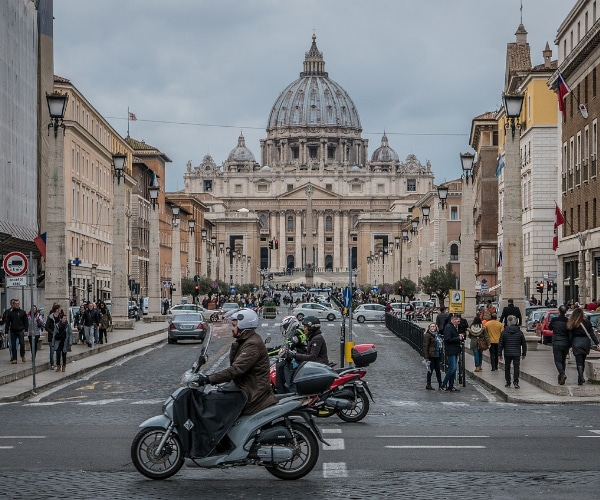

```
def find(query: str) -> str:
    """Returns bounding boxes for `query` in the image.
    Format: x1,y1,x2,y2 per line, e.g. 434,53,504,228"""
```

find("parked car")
221,302,241,313
389,303,408,317
167,313,208,344
128,300,140,320
352,303,387,323
526,308,550,332
292,303,341,321
534,309,560,344
166,303,206,321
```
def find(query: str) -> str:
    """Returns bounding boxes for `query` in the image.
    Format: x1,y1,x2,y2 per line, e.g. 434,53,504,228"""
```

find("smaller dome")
227,133,256,162
371,134,399,162
351,165,362,172
260,165,272,172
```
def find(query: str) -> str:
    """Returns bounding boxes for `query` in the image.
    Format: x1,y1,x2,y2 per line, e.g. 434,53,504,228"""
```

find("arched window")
450,243,459,261
287,216,294,231
325,255,333,270
325,216,333,231
259,215,267,229
287,256,295,269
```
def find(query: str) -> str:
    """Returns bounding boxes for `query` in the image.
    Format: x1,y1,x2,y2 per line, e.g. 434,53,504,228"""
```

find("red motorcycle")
270,343,376,423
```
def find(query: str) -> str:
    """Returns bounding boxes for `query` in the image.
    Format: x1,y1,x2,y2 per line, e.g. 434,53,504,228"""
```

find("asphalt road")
2,319,600,499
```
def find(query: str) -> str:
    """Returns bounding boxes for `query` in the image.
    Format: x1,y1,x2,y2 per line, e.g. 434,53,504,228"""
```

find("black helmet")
302,315,321,333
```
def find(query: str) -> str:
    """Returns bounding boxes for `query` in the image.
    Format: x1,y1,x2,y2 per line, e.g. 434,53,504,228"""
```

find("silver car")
353,303,387,323
292,303,341,321
167,313,208,344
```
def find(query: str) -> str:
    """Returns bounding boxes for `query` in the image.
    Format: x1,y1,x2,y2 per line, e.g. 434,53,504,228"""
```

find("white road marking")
0,446,14,449
376,435,489,439
323,462,348,478
323,438,345,450
386,445,486,449
130,399,165,405
0,436,47,439
321,428,342,434
78,398,126,405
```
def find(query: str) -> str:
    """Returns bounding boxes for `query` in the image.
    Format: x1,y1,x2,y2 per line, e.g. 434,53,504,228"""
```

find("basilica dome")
267,35,361,131
227,133,256,162
371,134,399,162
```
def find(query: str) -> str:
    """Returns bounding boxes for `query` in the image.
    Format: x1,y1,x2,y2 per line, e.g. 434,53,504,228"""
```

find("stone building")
183,36,434,288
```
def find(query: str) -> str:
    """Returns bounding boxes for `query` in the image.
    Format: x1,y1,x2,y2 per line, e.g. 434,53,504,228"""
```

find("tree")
419,262,458,307
394,278,417,301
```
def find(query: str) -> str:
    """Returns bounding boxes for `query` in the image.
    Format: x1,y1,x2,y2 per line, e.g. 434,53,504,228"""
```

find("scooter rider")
197,309,277,415
275,316,308,393
289,316,329,365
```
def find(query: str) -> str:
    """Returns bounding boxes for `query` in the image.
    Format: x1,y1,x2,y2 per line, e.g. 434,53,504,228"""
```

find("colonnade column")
295,211,302,268
317,212,325,271
342,214,349,271
333,211,341,271
279,212,286,272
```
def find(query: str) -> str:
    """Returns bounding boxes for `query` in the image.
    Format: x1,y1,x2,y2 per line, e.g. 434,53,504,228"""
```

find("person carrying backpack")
53,314,72,372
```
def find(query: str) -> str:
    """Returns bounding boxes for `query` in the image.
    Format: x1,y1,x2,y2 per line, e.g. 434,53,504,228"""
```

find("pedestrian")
549,305,570,385
53,314,72,372
435,306,449,332
27,305,44,359
5,299,29,364
499,298,522,326
422,323,443,390
45,304,62,369
81,301,100,348
98,302,112,344
567,307,600,385
74,304,85,344
484,313,503,371
481,300,496,325
1,299,16,356
498,315,527,389
467,316,489,372
441,314,464,392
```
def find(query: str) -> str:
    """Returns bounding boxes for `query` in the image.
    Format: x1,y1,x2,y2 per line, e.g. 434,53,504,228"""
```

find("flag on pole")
557,72,571,119
497,246,502,267
552,203,565,251
128,112,137,121
495,153,505,178
149,171,159,187
34,232,47,260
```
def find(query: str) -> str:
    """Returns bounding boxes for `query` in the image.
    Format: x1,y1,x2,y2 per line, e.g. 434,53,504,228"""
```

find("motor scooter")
131,330,334,481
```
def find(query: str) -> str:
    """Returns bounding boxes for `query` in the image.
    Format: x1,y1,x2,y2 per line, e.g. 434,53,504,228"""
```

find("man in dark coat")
293,316,329,365
499,298,522,326
499,315,527,388
203,309,276,415
550,305,570,385
441,315,464,392
5,299,29,364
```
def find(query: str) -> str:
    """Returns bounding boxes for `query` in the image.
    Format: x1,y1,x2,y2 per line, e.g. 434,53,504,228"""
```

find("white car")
353,303,387,323
292,303,341,321
166,303,206,320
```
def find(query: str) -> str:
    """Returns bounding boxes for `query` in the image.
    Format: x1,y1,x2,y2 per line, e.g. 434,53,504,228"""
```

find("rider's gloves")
286,350,296,360
196,374,210,386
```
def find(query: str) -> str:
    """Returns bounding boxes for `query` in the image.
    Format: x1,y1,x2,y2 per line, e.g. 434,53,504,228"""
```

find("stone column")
45,125,70,314
501,129,525,311
295,211,302,269
460,179,476,317
148,205,161,316
279,212,286,272
317,212,325,271
270,211,278,270
171,221,182,304
111,177,134,328
342,214,349,271
333,211,341,271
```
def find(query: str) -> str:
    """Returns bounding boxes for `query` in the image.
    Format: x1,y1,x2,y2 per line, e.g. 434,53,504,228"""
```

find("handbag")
477,337,489,351
581,324,599,350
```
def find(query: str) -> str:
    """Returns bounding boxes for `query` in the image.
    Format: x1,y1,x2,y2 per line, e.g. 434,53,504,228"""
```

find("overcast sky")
53,0,573,192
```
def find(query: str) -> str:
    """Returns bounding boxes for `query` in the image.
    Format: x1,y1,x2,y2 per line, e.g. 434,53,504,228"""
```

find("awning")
487,282,501,292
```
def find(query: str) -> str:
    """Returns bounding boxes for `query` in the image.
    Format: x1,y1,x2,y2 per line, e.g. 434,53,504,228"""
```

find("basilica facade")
183,36,434,287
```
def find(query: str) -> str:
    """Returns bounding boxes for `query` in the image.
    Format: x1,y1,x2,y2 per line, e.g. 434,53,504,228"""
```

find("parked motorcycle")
270,343,377,423
130,331,335,481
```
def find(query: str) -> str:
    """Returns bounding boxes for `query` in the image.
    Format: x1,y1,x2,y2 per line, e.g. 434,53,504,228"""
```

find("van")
141,297,149,315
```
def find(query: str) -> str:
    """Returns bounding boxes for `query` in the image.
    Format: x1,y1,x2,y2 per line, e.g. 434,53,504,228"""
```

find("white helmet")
231,308,259,330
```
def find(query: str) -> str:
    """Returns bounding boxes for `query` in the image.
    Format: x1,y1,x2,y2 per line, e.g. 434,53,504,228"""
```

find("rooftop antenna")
520,0,523,24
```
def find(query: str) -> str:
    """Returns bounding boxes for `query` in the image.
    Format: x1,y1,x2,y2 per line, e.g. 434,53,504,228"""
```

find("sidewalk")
0,318,167,402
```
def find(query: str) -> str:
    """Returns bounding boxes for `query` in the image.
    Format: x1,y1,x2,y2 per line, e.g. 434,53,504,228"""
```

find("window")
204,180,212,192
325,184,332,191
234,184,242,193
287,184,293,192
450,206,459,220
407,179,416,191
291,147,299,159
287,216,294,231
308,146,318,159
327,146,335,159
257,184,268,193
325,216,333,231
377,183,384,193
450,244,459,261
351,183,362,193
259,215,267,228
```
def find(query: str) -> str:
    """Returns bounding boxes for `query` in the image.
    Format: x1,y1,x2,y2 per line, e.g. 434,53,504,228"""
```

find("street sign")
161,280,172,288
6,276,27,287
3,251,28,277
449,289,465,314
342,286,352,308
230,286,236,294
372,286,379,293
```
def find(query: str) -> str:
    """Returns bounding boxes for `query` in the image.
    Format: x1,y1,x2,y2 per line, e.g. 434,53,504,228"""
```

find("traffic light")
274,239,279,250
87,283,92,293
536,282,544,294
552,282,557,294
193,274,199,283
547,280,553,291
268,240,273,249
192,285,199,297
398,284,403,293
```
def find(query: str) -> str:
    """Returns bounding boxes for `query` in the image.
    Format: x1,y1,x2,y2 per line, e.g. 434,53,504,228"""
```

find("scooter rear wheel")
265,422,319,480
131,426,184,480
337,390,370,423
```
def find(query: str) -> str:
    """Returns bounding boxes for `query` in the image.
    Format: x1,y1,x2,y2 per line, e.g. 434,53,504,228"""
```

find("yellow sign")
448,289,465,314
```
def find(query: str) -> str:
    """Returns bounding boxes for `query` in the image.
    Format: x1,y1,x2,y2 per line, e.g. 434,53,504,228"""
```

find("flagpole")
127,107,130,137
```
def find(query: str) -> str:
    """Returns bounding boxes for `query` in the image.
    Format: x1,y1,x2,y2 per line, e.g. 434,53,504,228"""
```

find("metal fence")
385,313,465,387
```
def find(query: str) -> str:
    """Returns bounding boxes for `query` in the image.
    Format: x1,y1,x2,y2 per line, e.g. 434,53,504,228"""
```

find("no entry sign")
3,251,28,277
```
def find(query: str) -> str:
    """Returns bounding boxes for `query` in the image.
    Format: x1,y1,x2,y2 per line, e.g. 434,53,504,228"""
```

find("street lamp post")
171,205,182,304
501,92,525,311
148,183,161,315
437,185,449,267
210,236,217,280
200,229,208,277
188,219,196,279
218,241,224,282
44,91,70,315
460,151,476,316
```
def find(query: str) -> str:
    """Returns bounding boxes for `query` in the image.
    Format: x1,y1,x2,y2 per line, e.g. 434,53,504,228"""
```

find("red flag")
553,204,565,251
129,112,137,121
34,232,46,260
557,72,571,119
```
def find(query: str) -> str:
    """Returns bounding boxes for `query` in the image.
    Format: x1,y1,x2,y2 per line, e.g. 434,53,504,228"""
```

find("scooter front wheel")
337,390,370,423
131,426,184,480
265,422,319,480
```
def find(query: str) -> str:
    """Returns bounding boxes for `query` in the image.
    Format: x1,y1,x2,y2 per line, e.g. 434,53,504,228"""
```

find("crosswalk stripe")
324,438,345,450
323,462,348,478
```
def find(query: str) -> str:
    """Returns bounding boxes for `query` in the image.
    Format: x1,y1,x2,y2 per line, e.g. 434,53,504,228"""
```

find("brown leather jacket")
208,329,277,415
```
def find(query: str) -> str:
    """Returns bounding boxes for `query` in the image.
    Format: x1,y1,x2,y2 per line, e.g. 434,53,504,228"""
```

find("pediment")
278,183,342,201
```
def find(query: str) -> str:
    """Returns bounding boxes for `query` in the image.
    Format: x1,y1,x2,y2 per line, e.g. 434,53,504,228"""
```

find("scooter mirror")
195,354,207,370
264,335,271,345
